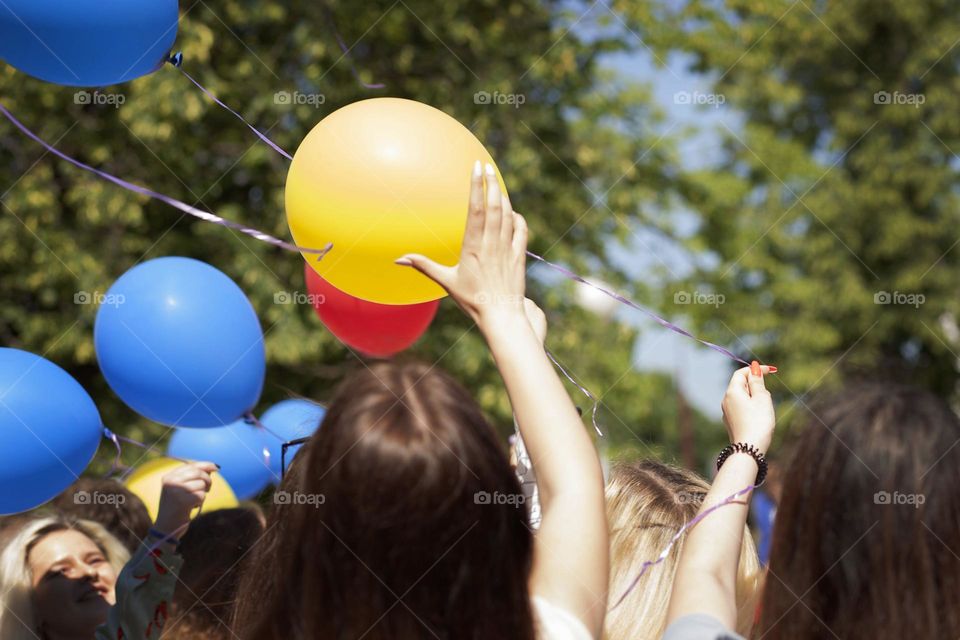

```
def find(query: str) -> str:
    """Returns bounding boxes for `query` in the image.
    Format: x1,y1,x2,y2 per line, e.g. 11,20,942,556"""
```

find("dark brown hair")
758,384,960,638
50,477,151,554
166,508,265,639
233,361,535,640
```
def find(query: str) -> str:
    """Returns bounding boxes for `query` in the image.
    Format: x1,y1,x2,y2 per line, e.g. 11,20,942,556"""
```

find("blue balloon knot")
167,51,184,68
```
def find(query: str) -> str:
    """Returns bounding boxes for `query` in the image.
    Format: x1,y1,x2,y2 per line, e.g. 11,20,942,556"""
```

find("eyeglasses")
280,436,310,480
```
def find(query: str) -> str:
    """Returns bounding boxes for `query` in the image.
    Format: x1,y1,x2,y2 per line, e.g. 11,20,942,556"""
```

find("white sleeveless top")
533,596,593,640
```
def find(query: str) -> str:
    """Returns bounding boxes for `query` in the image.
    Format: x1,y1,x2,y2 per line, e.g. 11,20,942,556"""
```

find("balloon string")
242,410,287,442
608,484,755,611
161,59,751,366
526,251,752,366
242,410,287,471
0,100,332,260
103,428,125,478
101,427,192,480
330,29,386,90
167,53,294,160
545,349,603,437
100,429,205,555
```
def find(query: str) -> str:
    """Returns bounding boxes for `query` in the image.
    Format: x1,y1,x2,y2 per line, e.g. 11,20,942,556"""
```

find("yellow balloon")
285,97,506,305
124,457,238,522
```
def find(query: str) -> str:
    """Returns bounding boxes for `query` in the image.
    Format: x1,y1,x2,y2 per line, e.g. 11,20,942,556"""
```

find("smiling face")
28,529,118,636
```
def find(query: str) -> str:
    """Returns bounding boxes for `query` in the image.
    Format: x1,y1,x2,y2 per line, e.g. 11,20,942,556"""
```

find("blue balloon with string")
0,0,178,86
95,257,265,429
167,419,274,499
0,348,103,514
260,399,326,480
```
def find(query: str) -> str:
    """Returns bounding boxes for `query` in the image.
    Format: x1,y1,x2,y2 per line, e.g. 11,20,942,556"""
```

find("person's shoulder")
532,595,593,640
663,614,745,640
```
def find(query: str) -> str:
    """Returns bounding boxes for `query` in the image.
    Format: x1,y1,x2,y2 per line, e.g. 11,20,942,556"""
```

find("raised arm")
96,461,216,640
666,364,775,633
398,162,608,636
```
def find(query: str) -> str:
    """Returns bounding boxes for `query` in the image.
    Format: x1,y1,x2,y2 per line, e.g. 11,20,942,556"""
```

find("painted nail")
750,360,761,377
473,160,481,176
485,162,495,176
767,365,778,373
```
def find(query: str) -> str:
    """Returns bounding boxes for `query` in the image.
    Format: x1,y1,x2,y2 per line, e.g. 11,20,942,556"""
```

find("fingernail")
767,365,778,373
750,360,761,377
394,257,412,266
473,160,481,176
214,463,222,470
485,162,495,176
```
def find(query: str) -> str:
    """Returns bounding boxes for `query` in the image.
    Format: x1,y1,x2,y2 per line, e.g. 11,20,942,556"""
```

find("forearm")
668,454,757,628
482,312,603,504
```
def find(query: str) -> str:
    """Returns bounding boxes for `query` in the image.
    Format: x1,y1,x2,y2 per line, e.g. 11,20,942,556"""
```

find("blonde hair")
604,460,761,640
0,515,131,640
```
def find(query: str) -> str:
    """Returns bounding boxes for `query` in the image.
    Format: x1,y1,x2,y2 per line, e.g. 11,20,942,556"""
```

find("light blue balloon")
0,0,179,87
260,399,326,479
0,348,102,514
95,257,265,429
167,419,274,499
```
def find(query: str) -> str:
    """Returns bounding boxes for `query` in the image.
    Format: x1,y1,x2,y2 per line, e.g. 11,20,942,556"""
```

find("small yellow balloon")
124,457,238,521
285,97,506,305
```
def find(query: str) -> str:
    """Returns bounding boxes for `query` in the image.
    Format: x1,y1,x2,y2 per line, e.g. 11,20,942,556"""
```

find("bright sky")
596,40,747,419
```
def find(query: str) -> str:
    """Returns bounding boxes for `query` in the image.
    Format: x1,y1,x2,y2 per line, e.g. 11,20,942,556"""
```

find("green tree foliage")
617,0,960,430
0,1,721,477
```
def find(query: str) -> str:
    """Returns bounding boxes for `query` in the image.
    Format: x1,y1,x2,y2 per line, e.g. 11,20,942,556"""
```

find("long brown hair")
166,508,265,639
758,384,960,638
233,361,535,639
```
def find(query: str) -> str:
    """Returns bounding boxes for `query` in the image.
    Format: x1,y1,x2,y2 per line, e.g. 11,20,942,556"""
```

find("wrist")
717,442,768,486
477,307,530,341
147,527,180,548
153,509,190,538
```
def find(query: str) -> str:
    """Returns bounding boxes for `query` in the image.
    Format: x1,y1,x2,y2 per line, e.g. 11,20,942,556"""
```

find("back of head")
759,384,960,638
167,508,265,639
0,515,130,640
605,460,760,640
234,361,534,640
51,477,152,554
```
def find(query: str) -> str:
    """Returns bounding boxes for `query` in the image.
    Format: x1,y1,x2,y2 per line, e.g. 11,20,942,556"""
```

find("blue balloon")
95,257,265,428
168,419,274,499
260,399,326,479
0,0,178,87
0,348,102,514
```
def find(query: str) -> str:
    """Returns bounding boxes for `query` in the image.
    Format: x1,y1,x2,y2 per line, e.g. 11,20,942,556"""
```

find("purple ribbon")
331,31,386,90
242,411,289,479
545,349,602,437
527,250,751,366
101,428,209,554
102,427,192,480
0,100,332,260
168,55,294,161
242,410,287,443
608,483,755,611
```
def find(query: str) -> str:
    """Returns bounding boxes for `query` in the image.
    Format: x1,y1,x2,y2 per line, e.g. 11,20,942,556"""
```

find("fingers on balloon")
483,163,502,241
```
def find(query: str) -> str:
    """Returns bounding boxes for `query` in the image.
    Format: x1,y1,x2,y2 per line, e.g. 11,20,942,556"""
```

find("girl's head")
168,507,265,639
0,515,130,640
759,384,960,638
605,460,760,640
234,361,535,639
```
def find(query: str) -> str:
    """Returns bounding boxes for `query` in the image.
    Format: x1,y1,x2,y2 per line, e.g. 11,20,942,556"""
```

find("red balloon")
304,264,439,357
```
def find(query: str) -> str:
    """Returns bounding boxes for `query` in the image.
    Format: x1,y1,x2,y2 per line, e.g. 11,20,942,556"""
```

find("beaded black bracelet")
716,442,768,487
